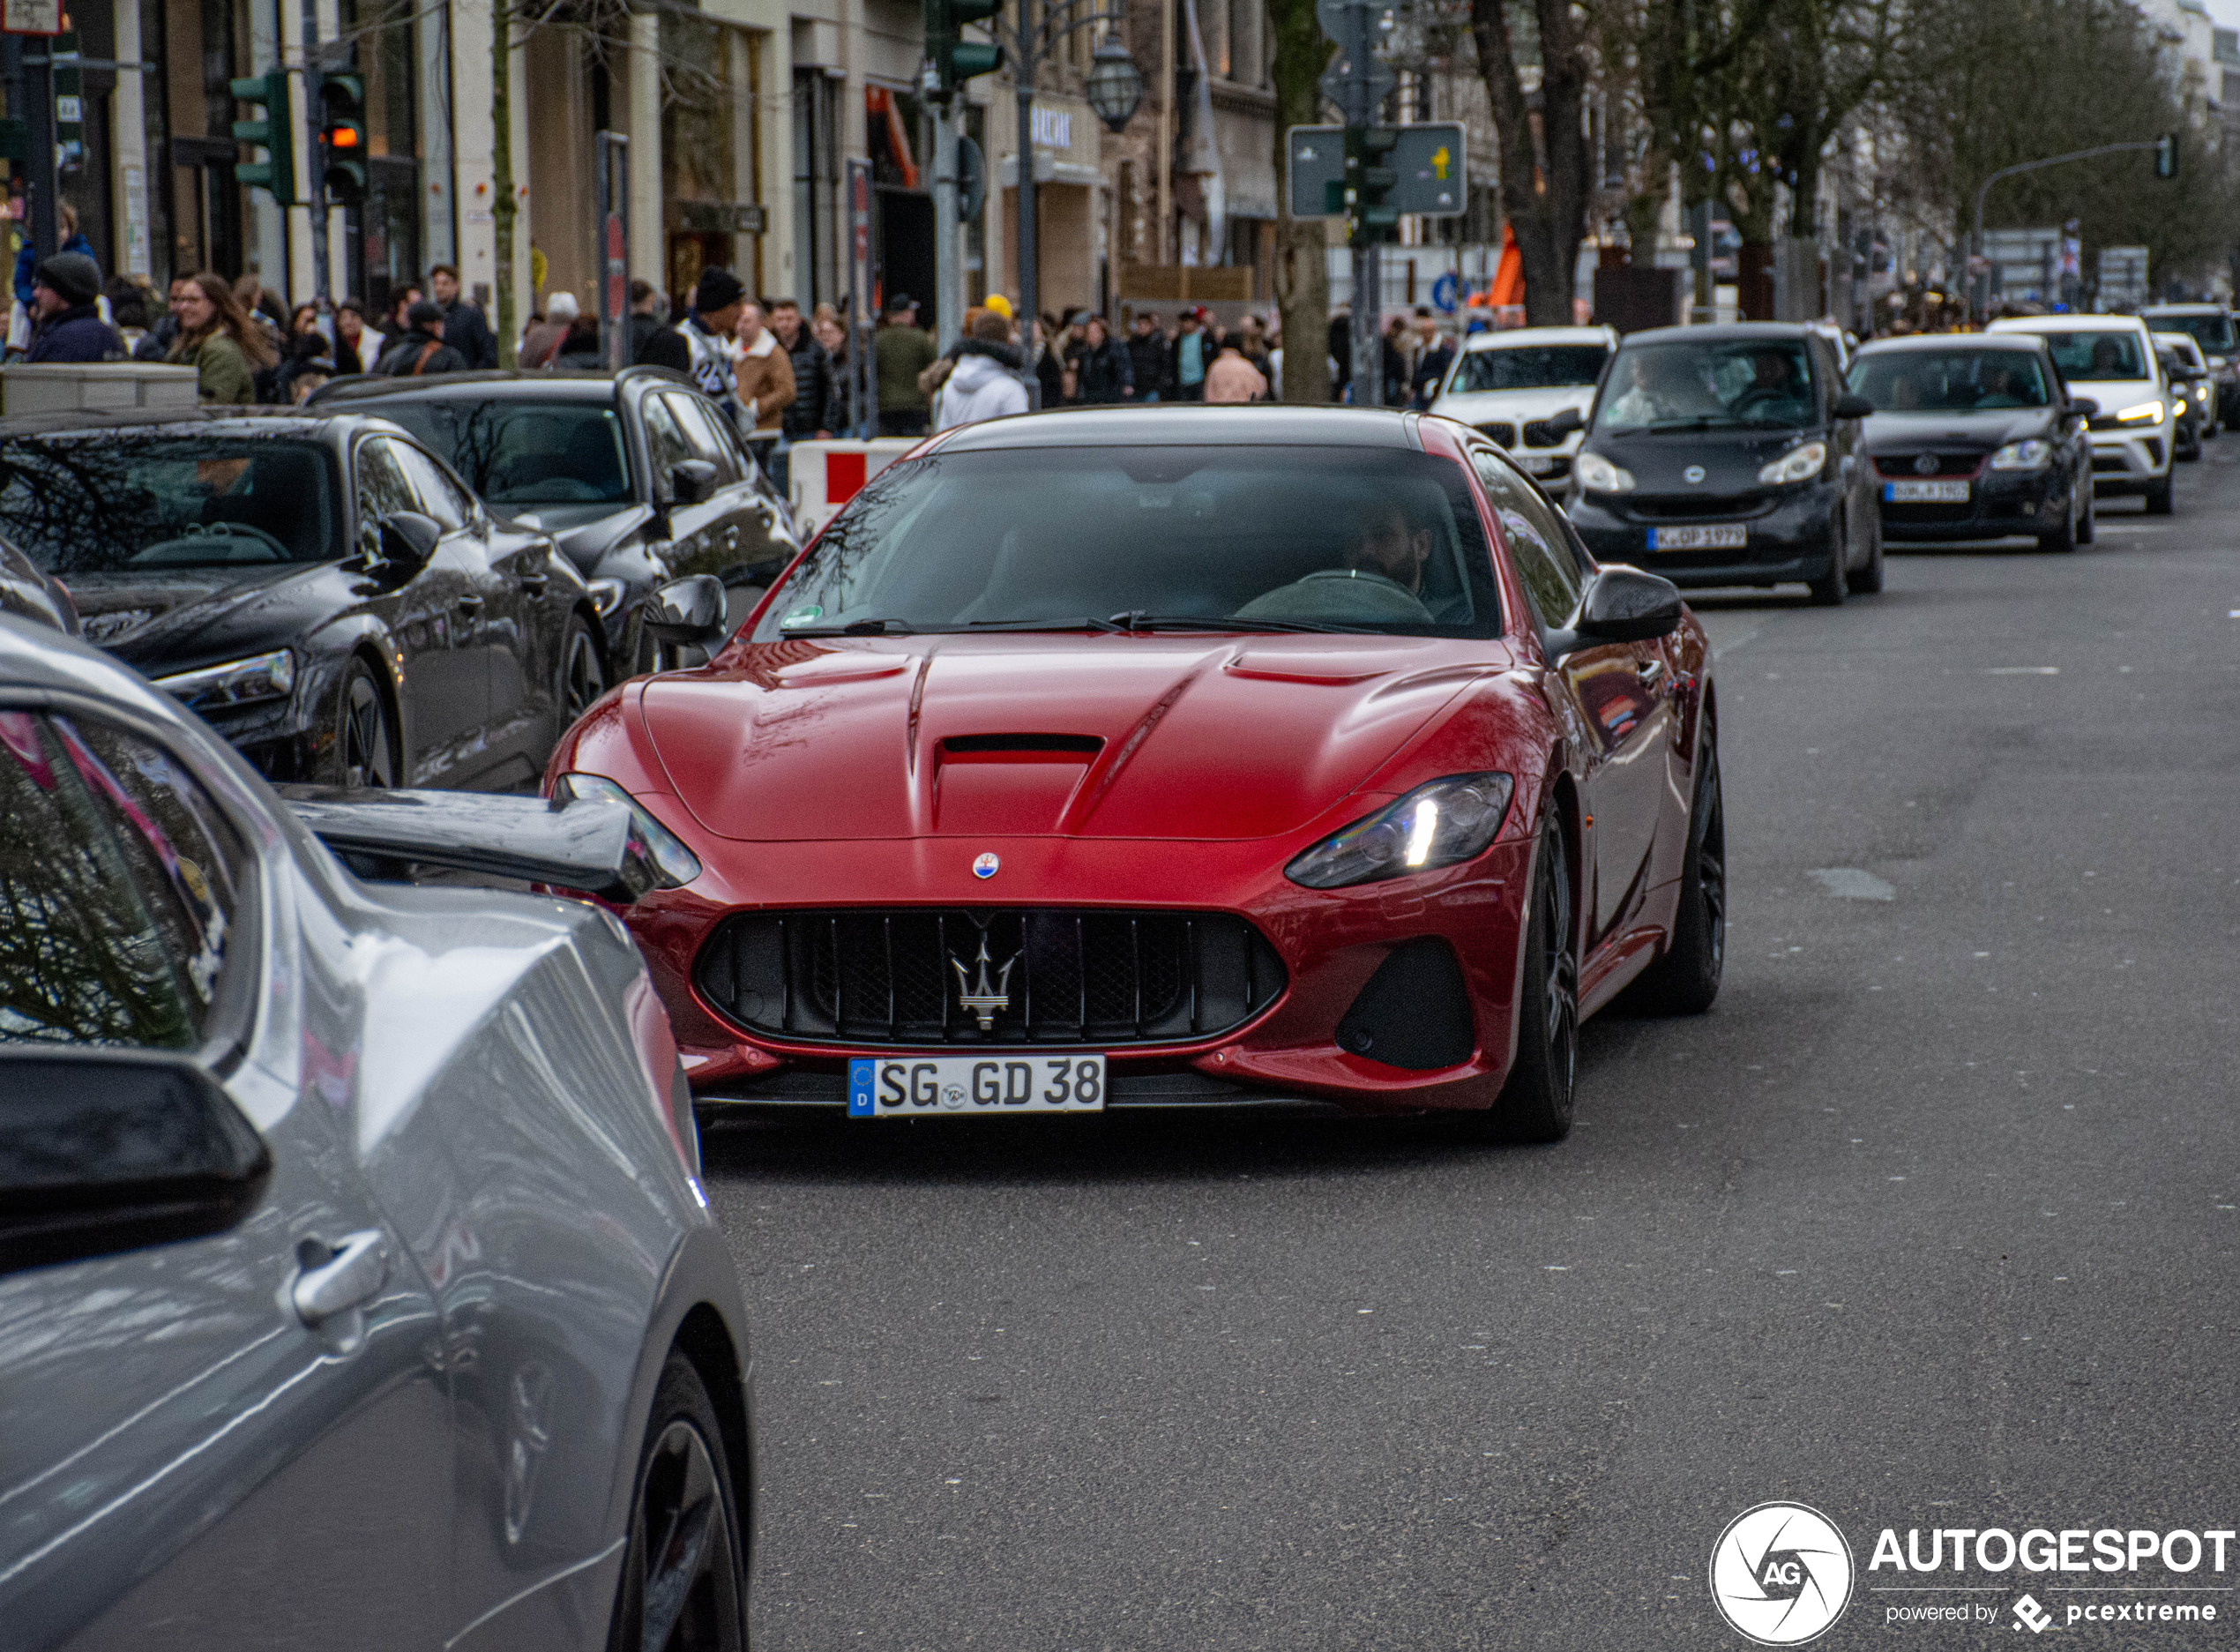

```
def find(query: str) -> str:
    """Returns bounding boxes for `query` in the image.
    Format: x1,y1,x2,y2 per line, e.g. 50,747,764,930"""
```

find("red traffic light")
325,124,361,149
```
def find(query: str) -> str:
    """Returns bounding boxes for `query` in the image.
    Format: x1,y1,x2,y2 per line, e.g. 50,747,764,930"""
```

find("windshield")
753,445,1502,639
369,398,632,505
1449,345,1609,393
2032,330,2147,381
1593,339,1817,433
1848,349,2051,411
2146,312,2236,354
0,436,341,572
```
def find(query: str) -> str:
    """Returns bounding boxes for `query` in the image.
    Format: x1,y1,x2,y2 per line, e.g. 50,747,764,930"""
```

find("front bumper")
1568,481,1841,588
1870,461,2068,542
631,831,1535,1118
2085,422,2169,488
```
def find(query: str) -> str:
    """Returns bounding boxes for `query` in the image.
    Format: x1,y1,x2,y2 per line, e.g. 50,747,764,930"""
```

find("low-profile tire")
2076,483,2095,544
1805,525,1848,607
2036,492,2078,554
332,656,399,788
1463,814,1577,1144
1624,732,1725,1015
2144,471,2175,516
606,1352,748,1652
560,612,608,726
1846,507,1885,594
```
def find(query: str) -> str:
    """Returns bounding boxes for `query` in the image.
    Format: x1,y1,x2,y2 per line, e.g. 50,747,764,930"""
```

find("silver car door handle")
292,1230,390,1325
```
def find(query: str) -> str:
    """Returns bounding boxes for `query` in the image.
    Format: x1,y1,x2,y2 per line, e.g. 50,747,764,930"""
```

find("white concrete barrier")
0,363,198,415
787,438,919,539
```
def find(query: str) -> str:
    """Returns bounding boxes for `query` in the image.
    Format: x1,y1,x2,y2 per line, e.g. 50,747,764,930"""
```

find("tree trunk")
1470,0,1593,327
1267,0,1330,402
490,2,518,368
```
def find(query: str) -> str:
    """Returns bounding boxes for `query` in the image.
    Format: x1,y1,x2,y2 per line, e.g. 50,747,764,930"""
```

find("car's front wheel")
607,1353,748,1652
560,613,608,726
2145,470,2175,515
333,657,398,788
1806,512,1848,606
1847,506,1885,594
1469,813,1577,1144
1624,731,1725,1015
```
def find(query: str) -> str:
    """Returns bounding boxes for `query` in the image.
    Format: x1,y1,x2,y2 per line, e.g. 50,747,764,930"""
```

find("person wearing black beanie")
637,266,749,427
24,251,123,363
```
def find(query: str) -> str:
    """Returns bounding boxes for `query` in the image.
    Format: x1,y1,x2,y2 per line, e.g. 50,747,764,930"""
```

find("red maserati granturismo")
546,406,1722,1140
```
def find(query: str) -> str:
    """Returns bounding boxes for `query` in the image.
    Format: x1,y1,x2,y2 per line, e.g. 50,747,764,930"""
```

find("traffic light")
229,71,297,205
2154,132,2177,180
315,70,368,206
924,0,1004,94
1345,124,1400,247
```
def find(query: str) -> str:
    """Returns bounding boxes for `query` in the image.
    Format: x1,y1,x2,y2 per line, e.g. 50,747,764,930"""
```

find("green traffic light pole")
1970,138,2174,320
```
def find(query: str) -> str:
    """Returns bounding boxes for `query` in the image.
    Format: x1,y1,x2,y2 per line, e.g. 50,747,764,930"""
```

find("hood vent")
941,734,1103,755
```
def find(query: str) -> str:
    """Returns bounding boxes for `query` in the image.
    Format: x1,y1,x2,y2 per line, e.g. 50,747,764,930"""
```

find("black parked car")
1560,323,1881,606
2152,337,2210,461
1845,333,2096,553
311,368,800,672
0,408,605,790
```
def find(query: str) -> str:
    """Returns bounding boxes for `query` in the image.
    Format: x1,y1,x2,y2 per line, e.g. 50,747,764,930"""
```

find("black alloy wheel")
1624,731,1726,1015
1847,505,1885,593
2038,484,2079,554
2077,482,2095,544
336,658,398,788
561,614,608,724
1467,812,1578,1144
1806,512,1848,607
607,1354,747,1652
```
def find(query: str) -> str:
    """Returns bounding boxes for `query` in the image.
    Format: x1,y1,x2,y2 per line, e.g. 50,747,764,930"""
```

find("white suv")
1987,314,2174,514
1429,325,1617,483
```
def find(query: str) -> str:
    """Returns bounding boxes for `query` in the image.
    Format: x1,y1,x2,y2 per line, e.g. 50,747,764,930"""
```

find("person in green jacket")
873,293,937,437
167,271,273,405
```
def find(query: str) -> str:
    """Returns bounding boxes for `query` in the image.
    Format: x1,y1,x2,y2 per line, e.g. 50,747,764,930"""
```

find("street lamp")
1086,34,1144,133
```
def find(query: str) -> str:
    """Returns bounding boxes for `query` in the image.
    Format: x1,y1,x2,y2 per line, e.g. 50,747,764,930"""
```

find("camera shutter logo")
1708,1501,1855,1645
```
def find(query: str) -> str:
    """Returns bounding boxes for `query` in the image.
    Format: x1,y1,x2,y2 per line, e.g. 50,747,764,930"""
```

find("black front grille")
1475,421,1518,447
1624,493,1774,521
694,908,1288,1046
1874,452,1982,478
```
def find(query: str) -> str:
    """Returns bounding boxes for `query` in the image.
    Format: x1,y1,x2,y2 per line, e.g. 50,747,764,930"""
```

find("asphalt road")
704,447,2240,1650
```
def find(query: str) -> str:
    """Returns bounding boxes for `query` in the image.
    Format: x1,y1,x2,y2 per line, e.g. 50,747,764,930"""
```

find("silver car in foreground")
0,613,753,1651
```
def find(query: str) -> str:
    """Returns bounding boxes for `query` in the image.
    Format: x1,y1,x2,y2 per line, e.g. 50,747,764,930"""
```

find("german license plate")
1649,523,1747,550
1884,480,1969,502
847,1054,1107,1117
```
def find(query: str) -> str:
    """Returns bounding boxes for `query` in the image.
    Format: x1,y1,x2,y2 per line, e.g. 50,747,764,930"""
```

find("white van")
1987,314,2173,513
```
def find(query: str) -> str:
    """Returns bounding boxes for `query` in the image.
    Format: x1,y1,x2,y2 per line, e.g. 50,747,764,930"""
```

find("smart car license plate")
847,1055,1107,1117
1884,480,1970,503
1649,524,1747,550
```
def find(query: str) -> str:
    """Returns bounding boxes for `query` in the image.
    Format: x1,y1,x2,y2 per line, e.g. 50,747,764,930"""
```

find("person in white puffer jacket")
936,310,1033,430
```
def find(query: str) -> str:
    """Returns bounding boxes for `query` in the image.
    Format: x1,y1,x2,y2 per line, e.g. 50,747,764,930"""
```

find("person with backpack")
375,300,469,377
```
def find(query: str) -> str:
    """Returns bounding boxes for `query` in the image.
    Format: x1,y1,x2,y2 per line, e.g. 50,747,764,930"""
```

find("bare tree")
1468,0,1595,326
1268,0,1333,402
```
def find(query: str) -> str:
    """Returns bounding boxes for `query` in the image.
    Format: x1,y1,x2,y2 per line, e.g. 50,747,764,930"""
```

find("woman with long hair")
167,271,276,405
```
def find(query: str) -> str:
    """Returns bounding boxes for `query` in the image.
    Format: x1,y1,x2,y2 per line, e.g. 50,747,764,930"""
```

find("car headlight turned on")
1572,452,1635,494
1287,773,1514,889
2115,401,2163,424
1757,440,1827,485
553,772,703,887
153,648,295,711
1990,438,2051,470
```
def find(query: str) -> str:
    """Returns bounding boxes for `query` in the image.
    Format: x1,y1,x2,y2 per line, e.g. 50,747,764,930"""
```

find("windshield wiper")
1105,611,1372,634
960,616,1127,633
781,617,917,636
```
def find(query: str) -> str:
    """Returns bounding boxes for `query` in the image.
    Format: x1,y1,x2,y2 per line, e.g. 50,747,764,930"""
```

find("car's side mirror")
1539,407,1586,439
642,573,730,647
1548,565,1684,658
1832,393,1876,421
376,510,444,570
2069,397,2099,420
668,459,720,508
1,1050,272,1275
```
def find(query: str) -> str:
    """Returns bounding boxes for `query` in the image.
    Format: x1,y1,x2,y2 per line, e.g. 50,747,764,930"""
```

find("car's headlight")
1990,439,2051,470
586,578,628,617
153,648,295,710
2115,401,2162,423
1573,452,1635,494
1286,773,1514,890
553,772,702,887
1757,441,1827,485
2210,355,2230,370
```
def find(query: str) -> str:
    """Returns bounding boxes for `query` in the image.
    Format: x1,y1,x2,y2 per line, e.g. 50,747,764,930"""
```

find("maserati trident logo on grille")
972,852,1000,878
951,933,1019,1031
1914,452,1941,475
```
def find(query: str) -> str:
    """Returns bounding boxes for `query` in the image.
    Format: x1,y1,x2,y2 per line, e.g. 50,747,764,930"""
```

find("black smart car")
1561,322,1881,605
311,368,799,672
1846,333,2096,553
0,408,603,789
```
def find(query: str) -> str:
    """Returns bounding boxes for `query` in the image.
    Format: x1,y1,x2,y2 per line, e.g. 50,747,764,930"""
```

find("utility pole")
1970,138,2174,321
1315,0,1393,404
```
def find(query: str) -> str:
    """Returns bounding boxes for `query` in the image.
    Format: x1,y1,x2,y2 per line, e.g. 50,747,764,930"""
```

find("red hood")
639,633,1512,841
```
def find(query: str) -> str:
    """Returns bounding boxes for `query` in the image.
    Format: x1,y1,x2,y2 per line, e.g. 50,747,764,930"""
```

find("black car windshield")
2033,330,2147,380
369,399,632,505
753,445,1502,639
1449,345,1609,392
1848,349,2052,411
2147,312,2236,354
1593,338,1816,433
0,436,342,572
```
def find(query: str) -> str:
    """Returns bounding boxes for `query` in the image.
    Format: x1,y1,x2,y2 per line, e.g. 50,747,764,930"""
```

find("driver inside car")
1236,497,1446,624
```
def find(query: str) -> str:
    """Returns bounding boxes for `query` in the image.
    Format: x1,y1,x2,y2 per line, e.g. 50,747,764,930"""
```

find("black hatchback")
1562,323,1881,605
312,368,800,672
